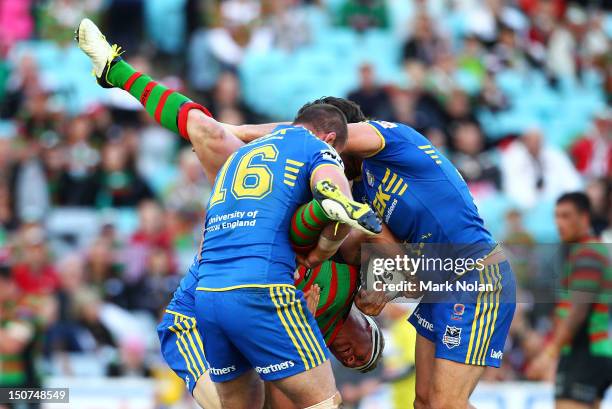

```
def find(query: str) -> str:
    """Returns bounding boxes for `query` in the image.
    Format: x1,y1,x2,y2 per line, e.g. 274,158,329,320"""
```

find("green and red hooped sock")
290,200,332,254
106,59,211,140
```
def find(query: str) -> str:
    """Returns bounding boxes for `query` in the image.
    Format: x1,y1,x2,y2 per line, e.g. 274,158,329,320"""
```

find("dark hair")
0,264,11,280
556,192,591,215
293,103,348,147
298,97,366,124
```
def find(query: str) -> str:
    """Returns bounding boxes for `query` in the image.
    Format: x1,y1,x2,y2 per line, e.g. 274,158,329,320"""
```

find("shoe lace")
110,44,124,59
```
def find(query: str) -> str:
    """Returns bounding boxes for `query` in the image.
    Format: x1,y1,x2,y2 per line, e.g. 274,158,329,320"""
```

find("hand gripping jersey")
197,125,342,290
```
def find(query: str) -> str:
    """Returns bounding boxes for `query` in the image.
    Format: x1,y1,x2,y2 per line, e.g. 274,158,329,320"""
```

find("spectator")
500,127,582,209
126,246,178,315
125,200,175,282
12,225,59,295
585,178,609,236
0,264,41,391
72,288,116,352
57,116,100,206
93,140,154,208
442,89,477,135
209,71,263,123
477,73,510,113
450,121,501,197
205,0,268,70
569,109,611,179
402,12,445,67
86,237,126,306
164,147,209,214
106,336,152,377
7,133,50,223
348,64,393,120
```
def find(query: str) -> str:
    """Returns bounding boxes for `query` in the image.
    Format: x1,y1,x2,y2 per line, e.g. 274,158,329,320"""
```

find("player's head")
300,97,367,181
555,192,592,242
293,104,348,149
330,309,384,372
298,97,366,124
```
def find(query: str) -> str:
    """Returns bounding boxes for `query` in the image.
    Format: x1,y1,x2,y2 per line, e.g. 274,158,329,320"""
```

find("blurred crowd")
0,0,610,407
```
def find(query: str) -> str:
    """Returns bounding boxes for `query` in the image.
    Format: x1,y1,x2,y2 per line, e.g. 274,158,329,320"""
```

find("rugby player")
527,192,611,409
237,97,517,409
77,20,382,403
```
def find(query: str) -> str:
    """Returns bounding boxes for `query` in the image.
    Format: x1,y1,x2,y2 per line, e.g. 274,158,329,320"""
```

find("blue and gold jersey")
353,121,494,252
197,125,342,289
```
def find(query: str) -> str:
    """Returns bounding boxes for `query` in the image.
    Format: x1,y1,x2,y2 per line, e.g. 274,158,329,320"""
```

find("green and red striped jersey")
295,261,359,345
555,239,611,357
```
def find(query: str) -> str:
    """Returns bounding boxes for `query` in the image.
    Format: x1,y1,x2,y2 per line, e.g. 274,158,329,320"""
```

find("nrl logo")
442,325,461,349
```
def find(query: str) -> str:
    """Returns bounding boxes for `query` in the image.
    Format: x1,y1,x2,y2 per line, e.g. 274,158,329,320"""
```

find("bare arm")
344,122,384,158
548,291,594,355
220,121,384,158
223,123,287,143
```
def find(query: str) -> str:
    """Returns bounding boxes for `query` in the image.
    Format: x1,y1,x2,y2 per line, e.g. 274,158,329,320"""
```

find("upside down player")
75,19,383,409
238,97,517,409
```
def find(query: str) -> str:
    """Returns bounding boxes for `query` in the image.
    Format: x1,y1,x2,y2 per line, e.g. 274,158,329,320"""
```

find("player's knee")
304,391,342,409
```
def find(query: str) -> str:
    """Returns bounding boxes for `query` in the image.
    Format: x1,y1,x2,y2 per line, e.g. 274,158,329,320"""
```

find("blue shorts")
408,261,516,367
157,310,209,394
195,285,329,382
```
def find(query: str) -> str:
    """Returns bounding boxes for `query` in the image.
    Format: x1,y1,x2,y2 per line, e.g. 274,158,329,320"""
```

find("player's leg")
290,200,334,253
429,359,483,409
413,326,435,408
265,383,300,409
290,179,382,257
157,312,211,401
408,300,437,409
186,109,244,183
554,350,611,409
193,291,258,408
75,18,243,183
192,372,222,409
271,361,340,408
214,370,265,409
423,262,516,409
224,286,341,408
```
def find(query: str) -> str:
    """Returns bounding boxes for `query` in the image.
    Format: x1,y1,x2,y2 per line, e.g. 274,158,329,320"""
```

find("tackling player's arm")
228,121,384,159
223,123,287,143
343,123,384,158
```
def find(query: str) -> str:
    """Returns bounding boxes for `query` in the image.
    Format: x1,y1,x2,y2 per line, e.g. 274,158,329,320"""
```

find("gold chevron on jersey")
284,159,304,187
418,144,443,164
380,168,408,196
